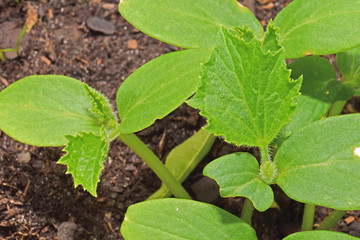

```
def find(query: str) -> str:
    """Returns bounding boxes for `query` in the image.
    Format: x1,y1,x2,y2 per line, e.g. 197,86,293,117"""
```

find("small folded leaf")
188,27,301,147
337,45,360,88
262,20,282,53
283,231,359,240
84,85,119,138
275,114,360,210
119,0,263,49
0,75,101,146
148,129,216,200
204,152,273,212
58,127,109,196
117,49,210,133
121,199,257,240
272,56,353,148
275,0,360,59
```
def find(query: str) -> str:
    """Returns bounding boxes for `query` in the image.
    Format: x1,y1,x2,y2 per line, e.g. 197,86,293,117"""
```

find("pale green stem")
241,198,254,225
328,100,347,117
260,145,270,163
118,133,192,200
301,204,316,231
316,210,347,230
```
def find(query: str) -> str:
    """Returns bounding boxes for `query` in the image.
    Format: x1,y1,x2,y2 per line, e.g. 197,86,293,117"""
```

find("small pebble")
57,221,77,240
18,152,31,164
87,17,115,35
127,39,138,49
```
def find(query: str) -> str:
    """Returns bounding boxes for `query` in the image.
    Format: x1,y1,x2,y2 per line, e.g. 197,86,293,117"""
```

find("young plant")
1,0,360,239
117,0,360,239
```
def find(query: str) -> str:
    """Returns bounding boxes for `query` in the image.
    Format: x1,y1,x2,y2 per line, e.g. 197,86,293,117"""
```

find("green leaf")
121,199,257,240
283,231,360,240
204,152,273,212
272,56,353,148
84,85,119,138
0,75,102,146
188,28,301,147
148,129,216,200
117,49,210,133
274,0,360,59
262,20,282,53
337,46,360,89
58,127,109,196
119,0,263,49
275,114,360,210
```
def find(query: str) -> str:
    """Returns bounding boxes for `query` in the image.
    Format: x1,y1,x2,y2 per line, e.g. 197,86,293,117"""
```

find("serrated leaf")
272,56,353,148
283,231,359,240
0,75,102,146
84,85,119,138
188,28,301,147
262,20,282,53
148,129,216,200
275,0,360,59
121,199,257,240
274,114,360,210
337,45,360,89
58,128,109,196
119,0,263,49
117,49,210,133
204,152,273,212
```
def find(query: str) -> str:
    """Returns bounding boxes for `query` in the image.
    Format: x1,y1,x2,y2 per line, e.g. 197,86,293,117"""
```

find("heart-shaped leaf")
204,152,273,212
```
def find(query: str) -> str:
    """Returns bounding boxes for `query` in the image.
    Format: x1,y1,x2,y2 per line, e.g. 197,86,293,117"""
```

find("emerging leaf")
84,85,119,139
0,75,101,146
262,20,282,53
188,27,301,147
58,127,109,196
119,0,263,49
121,199,257,240
275,114,360,210
204,152,274,212
283,231,359,240
275,0,360,59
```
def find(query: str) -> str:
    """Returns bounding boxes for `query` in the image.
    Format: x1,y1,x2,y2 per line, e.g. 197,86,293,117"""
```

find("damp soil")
1,0,360,239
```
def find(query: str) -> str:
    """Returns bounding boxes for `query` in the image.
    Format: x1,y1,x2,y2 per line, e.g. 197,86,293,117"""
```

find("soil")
0,0,359,239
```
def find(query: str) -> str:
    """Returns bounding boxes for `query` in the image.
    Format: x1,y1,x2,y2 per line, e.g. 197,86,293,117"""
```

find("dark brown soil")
1,0,359,239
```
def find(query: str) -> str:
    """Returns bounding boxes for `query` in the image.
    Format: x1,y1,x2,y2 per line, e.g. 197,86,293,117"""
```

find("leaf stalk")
118,133,192,200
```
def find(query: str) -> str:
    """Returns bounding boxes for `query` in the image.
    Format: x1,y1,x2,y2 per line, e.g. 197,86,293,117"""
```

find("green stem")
118,133,192,200
241,198,254,225
260,145,270,163
316,210,347,230
301,204,316,231
327,100,347,117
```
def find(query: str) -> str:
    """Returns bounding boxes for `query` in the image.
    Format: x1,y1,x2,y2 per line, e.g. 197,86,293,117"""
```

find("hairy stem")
118,133,192,199
260,145,270,163
301,204,316,231
316,210,347,230
241,198,254,225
